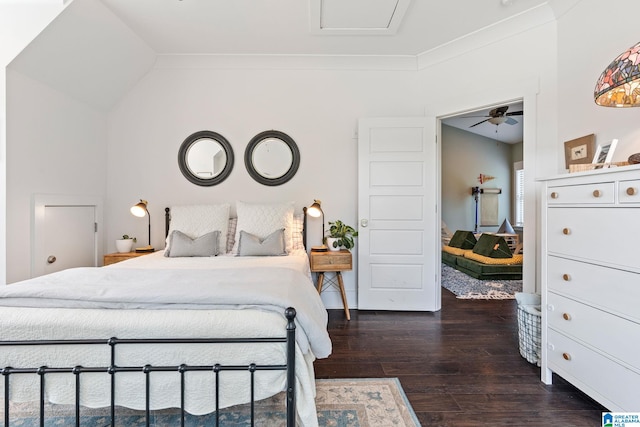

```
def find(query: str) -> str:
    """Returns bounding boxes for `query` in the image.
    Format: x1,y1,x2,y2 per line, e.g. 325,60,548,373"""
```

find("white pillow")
232,201,295,254
292,214,304,250
166,204,230,255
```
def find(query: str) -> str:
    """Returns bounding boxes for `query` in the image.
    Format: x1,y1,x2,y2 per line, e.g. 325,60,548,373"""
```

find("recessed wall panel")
370,161,423,186
370,264,423,289
370,195,423,220
370,230,423,255
370,127,423,153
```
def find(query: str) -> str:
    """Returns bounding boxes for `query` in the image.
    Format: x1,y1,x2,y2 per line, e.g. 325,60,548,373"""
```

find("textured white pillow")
166,204,230,255
233,201,295,254
292,214,304,250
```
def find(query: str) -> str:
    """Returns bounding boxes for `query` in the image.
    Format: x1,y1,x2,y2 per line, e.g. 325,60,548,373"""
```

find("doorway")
441,101,523,235
436,95,536,296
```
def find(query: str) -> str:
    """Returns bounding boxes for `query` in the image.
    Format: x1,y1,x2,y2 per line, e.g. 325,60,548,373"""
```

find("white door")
39,206,97,276
358,117,440,311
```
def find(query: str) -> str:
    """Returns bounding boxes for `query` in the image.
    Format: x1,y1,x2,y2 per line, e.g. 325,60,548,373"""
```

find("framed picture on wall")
563,134,595,169
592,139,618,164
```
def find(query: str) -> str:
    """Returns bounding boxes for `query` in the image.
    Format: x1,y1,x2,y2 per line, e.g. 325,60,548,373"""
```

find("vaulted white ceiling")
98,0,569,56
8,0,580,112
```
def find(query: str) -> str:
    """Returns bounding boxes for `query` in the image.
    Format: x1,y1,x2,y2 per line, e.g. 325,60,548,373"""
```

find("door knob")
47,256,57,264
360,219,368,227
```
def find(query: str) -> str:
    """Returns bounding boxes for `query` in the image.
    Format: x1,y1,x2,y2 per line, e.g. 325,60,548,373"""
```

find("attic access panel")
310,0,411,35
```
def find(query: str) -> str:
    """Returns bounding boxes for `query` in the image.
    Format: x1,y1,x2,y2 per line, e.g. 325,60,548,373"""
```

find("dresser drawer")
547,293,640,371
619,179,640,204
309,251,352,272
547,182,615,205
547,329,639,411
547,256,640,323
546,207,640,270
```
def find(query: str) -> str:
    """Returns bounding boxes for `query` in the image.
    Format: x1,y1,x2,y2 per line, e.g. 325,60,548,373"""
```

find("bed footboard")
0,308,297,427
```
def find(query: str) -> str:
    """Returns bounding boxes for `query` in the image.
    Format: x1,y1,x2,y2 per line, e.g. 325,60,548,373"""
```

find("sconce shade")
130,200,148,217
594,41,640,107
307,200,323,217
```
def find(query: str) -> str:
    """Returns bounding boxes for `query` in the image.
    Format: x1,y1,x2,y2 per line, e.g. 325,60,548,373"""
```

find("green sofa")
442,231,522,280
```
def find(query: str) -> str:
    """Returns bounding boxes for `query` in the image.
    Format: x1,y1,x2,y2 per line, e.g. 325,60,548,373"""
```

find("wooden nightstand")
309,249,353,320
103,251,151,266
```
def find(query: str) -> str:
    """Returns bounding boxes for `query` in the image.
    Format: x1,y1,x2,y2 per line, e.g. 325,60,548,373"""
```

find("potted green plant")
326,220,358,251
116,234,137,253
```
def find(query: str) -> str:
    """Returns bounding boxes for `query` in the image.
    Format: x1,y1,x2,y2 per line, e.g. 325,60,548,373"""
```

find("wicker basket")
569,162,629,173
515,293,541,366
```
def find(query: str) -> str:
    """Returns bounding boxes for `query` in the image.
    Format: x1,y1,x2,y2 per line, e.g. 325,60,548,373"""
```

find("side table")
309,249,353,320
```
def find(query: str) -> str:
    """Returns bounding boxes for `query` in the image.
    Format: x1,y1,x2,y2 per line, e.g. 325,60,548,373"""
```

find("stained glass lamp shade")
594,42,640,107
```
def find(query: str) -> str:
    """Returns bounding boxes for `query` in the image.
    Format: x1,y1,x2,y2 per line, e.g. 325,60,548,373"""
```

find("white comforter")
0,251,331,427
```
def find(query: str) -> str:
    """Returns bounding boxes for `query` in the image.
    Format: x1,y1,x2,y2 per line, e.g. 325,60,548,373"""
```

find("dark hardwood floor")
314,289,606,426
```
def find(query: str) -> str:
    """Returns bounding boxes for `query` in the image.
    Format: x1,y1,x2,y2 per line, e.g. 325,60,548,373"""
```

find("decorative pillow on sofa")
442,246,472,256
448,230,477,249
165,230,220,257
464,251,523,265
472,234,512,258
237,229,286,256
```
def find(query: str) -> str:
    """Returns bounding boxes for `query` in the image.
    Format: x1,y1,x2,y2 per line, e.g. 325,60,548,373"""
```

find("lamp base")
135,246,155,253
311,245,328,252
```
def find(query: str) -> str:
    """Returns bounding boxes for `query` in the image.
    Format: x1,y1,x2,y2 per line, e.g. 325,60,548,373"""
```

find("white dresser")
540,165,640,412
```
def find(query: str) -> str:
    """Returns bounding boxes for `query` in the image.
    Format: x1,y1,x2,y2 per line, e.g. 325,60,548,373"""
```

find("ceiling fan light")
594,41,640,107
488,116,507,125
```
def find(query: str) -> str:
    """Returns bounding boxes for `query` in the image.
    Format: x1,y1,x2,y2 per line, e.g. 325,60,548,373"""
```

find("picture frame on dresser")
563,134,595,169
592,138,618,165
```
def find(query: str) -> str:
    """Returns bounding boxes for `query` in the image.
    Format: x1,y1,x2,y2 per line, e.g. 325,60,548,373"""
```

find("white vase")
326,237,340,251
115,239,133,253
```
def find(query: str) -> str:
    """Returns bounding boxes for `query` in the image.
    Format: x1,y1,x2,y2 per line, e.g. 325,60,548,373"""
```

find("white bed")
0,202,332,427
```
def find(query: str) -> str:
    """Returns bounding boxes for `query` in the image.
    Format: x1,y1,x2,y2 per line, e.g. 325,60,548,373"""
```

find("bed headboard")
164,207,307,249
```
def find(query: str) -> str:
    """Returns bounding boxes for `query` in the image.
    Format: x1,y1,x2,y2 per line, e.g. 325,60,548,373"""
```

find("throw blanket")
0,266,331,358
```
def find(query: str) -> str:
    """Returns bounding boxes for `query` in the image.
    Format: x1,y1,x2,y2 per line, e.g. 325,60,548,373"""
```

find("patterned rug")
1,378,419,426
441,263,522,299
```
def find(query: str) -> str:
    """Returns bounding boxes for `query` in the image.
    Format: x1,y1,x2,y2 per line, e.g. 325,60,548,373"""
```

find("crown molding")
154,54,418,71
417,3,556,70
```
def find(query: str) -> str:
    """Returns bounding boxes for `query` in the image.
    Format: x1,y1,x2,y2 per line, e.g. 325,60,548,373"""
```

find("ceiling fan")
466,106,523,128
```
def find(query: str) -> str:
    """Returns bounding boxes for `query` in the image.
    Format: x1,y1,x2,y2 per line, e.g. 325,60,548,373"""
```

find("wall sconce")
304,199,327,252
130,199,154,252
594,41,640,107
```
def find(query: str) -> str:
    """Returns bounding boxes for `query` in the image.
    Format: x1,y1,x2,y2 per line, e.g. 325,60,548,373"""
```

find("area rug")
1,378,419,426
441,263,522,299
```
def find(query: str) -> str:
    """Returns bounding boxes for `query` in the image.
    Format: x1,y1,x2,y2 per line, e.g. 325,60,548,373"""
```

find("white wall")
106,63,423,308
0,0,65,285
441,125,513,233
557,0,640,165
6,70,108,283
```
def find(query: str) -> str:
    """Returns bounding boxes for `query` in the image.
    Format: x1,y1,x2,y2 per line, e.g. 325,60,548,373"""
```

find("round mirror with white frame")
245,130,300,186
178,130,234,186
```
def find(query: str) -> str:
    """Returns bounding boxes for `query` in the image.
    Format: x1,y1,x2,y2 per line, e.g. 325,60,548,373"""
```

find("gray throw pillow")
165,230,220,257
237,229,286,256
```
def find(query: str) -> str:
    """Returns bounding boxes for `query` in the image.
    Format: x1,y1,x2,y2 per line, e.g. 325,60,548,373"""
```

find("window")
514,161,524,226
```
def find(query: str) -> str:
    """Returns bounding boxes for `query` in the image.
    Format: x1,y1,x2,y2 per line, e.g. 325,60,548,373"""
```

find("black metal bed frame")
0,307,297,427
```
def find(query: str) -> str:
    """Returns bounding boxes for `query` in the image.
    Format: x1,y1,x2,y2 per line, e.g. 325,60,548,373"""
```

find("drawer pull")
550,192,559,199
562,228,571,235
592,189,601,198
562,353,572,361
562,274,571,281
627,187,638,196
562,313,571,321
